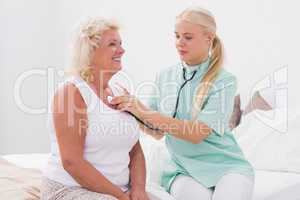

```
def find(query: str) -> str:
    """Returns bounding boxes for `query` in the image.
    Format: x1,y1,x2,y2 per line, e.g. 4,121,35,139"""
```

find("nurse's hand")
110,95,148,118
109,88,149,118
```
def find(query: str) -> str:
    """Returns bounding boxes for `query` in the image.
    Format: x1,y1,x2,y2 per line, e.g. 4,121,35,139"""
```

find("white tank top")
43,76,140,191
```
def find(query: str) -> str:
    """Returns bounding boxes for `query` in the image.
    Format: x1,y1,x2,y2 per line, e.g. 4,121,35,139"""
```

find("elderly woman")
110,7,255,200
41,17,159,200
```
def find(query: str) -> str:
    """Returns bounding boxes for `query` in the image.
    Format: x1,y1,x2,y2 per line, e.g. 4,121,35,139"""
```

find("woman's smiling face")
91,29,125,74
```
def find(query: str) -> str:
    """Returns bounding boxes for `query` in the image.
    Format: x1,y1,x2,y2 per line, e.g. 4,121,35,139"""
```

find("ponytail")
191,35,223,119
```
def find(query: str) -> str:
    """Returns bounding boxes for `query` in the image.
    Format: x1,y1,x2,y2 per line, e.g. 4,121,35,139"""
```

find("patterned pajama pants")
41,178,160,200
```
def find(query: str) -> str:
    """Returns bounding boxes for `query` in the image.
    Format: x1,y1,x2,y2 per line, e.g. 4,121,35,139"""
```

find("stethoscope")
125,64,198,131
172,67,197,118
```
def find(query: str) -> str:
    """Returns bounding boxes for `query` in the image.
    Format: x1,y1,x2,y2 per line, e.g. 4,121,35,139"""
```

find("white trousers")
170,173,254,200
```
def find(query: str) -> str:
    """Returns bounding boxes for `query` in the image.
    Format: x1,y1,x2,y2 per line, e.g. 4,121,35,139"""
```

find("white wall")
1,0,299,154
0,0,62,154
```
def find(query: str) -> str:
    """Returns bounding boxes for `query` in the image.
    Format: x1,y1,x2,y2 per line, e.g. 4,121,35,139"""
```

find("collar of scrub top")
172,58,211,118
181,57,211,78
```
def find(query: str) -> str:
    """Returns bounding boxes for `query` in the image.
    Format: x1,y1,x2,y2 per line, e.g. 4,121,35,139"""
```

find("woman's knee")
170,175,212,200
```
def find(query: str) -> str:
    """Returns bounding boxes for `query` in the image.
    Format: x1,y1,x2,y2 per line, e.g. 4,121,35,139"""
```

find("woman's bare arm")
52,83,127,199
129,141,146,189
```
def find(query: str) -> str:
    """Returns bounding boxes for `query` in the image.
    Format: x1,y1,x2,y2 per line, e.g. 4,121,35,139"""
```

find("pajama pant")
41,178,160,200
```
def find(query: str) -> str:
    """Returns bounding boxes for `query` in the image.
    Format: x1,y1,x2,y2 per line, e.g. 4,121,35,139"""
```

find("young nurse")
110,6,255,200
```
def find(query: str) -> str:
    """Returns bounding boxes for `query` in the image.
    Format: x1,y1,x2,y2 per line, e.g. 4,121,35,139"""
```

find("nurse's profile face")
175,20,213,65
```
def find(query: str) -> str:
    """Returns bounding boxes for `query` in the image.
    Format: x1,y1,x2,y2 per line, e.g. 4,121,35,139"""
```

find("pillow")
234,107,300,173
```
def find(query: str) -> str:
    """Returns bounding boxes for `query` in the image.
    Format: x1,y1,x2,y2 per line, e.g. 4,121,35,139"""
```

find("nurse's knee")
170,175,212,200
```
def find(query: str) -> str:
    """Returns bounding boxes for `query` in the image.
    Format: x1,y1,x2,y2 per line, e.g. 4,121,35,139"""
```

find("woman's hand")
127,187,150,200
118,192,131,200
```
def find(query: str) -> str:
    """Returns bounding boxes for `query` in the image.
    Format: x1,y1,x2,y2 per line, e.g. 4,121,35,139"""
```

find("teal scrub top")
148,59,254,192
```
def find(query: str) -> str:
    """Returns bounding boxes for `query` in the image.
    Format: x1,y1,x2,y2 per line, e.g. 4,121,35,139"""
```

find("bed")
253,170,300,200
2,149,300,199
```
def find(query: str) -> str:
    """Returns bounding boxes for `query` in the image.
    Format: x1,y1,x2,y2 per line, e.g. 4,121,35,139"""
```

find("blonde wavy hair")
67,17,120,83
176,7,223,119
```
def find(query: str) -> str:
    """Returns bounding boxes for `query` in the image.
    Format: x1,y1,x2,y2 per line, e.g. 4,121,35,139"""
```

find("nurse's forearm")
137,122,165,140
140,111,212,144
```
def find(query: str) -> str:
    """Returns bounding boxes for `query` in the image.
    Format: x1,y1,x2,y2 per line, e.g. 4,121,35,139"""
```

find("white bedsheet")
253,170,300,200
2,154,300,200
2,153,49,169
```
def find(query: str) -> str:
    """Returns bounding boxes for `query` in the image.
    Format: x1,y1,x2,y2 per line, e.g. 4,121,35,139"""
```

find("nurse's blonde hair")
176,7,223,119
67,17,119,83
